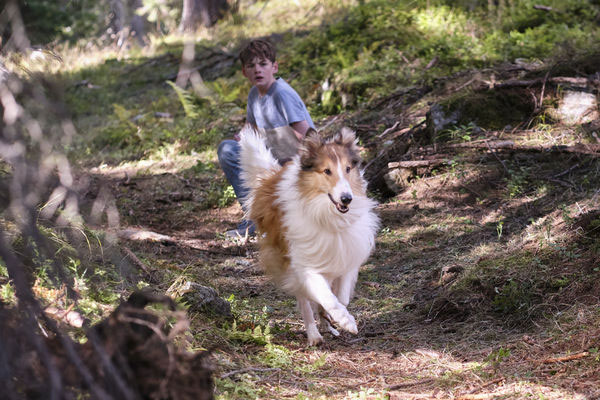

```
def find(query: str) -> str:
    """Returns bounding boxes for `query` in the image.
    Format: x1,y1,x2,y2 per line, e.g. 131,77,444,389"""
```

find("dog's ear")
299,130,322,171
304,127,319,139
334,127,357,146
334,127,361,167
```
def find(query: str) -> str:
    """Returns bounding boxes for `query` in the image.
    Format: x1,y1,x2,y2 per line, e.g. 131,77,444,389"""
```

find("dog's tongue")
329,194,349,213
336,203,349,213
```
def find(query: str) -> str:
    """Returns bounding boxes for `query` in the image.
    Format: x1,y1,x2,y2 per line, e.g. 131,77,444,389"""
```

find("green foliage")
346,387,390,400
294,354,328,374
492,280,532,314
202,181,236,209
138,0,181,33
57,0,600,164
506,166,532,198
438,123,478,143
206,77,246,104
225,320,273,345
19,0,103,44
260,343,294,369
281,0,600,116
485,347,511,370
0,283,16,302
215,375,262,400
444,90,533,130
167,81,201,119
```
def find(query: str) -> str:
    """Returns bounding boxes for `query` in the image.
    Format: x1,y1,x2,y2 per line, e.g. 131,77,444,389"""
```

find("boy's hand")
290,120,311,141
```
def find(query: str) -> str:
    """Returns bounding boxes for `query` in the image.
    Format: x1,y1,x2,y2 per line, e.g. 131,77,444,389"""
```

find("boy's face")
242,57,278,95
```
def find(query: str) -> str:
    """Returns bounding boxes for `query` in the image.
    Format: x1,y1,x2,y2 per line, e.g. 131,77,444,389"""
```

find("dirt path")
86,154,600,399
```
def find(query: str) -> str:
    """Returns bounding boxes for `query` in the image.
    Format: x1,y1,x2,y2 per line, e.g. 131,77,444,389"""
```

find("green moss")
444,89,534,130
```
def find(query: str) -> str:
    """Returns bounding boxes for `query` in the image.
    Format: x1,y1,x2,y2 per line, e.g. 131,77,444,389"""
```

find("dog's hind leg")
302,272,357,334
297,296,322,345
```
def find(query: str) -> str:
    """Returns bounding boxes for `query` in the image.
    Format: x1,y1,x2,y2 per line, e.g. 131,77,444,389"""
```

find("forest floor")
80,110,600,399
4,2,600,399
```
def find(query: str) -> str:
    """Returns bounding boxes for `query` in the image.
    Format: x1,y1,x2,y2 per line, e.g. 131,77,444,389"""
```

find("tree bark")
129,0,148,46
109,0,148,47
180,0,229,31
109,0,126,46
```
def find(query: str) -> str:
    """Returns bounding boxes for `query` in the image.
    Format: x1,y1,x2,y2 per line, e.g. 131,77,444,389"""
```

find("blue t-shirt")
246,78,315,130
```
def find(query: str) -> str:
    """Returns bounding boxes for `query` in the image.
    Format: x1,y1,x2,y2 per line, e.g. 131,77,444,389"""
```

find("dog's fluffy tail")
239,125,280,190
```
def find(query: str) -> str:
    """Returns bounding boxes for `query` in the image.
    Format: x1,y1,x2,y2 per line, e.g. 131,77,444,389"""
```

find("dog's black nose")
340,193,353,205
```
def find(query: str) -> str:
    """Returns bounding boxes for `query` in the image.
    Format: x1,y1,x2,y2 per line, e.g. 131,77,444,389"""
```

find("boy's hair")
239,39,276,66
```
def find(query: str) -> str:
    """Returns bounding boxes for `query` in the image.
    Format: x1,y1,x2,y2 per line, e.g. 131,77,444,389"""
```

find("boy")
218,39,315,238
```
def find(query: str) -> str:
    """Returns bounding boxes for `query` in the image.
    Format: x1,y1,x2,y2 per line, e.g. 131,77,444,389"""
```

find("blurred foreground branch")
0,1,213,398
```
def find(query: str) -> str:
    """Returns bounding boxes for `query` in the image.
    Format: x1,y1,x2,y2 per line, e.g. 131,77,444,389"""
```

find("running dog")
240,126,379,345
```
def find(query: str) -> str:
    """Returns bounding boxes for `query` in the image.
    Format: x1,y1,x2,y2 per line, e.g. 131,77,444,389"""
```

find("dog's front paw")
329,308,358,334
306,326,323,346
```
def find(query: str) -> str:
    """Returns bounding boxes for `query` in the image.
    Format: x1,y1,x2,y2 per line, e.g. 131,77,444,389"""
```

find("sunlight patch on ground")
90,143,215,178
483,381,587,400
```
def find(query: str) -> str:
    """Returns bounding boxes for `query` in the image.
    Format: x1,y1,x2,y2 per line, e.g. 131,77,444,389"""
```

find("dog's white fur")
240,126,379,345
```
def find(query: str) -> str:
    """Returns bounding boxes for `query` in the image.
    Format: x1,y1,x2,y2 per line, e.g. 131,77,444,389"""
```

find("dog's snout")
340,193,353,205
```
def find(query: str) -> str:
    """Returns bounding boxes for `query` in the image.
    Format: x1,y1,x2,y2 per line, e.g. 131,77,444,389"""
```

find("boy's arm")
290,120,311,141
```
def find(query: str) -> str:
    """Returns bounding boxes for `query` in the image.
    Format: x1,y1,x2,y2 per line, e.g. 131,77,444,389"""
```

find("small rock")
440,265,464,285
154,112,172,119
181,283,232,319
548,90,599,125
384,167,413,194
426,103,461,141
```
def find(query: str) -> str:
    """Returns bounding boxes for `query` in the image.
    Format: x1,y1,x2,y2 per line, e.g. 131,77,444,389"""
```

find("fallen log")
388,159,448,169
487,76,599,90
441,141,600,156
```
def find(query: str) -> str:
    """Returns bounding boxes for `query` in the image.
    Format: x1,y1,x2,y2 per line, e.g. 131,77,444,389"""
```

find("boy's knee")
217,140,240,165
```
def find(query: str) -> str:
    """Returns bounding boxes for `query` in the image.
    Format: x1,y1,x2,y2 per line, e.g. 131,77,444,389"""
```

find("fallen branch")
388,159,447,169
540,351,590,364
459,377,505,397
117,228,177,245
442,141,600,156
533,5,554,12
457,394,501,400
220,367,280,379
122,247,152,275
388,378,435,391
485,140,509,174
489,76,598,89
444,140,515,149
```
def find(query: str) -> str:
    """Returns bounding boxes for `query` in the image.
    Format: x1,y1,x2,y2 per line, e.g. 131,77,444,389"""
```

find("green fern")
166,80,200,119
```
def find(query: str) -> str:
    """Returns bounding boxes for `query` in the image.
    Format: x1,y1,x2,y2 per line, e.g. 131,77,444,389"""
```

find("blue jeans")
217,139,249,209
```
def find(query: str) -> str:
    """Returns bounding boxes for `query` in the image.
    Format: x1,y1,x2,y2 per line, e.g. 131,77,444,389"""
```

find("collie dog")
240,126,379,345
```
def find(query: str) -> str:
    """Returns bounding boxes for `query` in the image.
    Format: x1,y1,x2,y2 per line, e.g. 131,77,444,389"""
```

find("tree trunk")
109,0,148,47
110,0,127,46
180,0,228,32
129,0,148,46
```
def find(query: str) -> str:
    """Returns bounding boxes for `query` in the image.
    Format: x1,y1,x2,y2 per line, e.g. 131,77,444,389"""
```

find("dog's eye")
324,168,332,175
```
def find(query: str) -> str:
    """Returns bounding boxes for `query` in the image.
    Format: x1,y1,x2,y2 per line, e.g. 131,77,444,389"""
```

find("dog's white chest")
287,216,375,276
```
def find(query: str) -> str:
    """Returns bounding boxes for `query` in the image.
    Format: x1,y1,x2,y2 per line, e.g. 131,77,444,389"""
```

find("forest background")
1,0,600,399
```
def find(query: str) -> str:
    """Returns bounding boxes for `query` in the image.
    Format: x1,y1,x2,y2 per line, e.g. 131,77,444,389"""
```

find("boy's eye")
346,166,351,173
324,168,332,175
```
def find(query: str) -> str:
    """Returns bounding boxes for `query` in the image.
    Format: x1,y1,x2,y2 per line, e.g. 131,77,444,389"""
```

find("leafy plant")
485,347,511,370
492,280,532,315
167,81,201,119
225,320,272,345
